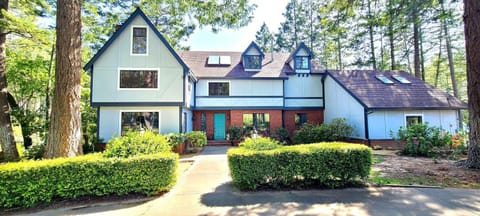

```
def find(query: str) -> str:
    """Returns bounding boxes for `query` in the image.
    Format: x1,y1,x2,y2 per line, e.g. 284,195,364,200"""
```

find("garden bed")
371,151,480,188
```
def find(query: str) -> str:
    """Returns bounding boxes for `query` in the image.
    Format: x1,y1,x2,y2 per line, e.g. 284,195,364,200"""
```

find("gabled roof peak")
287,42,314,62
242,41,265,58
83,7,188,72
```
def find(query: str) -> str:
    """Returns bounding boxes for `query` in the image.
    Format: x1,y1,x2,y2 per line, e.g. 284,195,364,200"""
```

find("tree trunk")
388,0,395,70
0,0,18,161
6,92,32,148
44,0,83,158
413,8,422,79
435,24,443,87
45,44,54,128
337,36,342,70
420,28,426,81
441,0,462,129
463,0,480,168
367,0,376,70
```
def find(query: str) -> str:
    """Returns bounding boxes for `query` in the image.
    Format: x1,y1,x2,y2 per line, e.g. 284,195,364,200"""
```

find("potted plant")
186,131,207,153
166,133,186,154
227,125,243,146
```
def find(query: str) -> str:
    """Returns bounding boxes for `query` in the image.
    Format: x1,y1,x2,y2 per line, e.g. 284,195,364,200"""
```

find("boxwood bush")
228,142,372,190
0,152,178,208
103,130,171,158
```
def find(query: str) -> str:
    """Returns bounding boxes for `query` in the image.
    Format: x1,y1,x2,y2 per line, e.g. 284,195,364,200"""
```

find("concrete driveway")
16,146,480,216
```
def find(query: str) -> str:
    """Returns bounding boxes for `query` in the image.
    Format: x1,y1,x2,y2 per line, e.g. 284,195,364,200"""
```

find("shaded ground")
372,150,480,188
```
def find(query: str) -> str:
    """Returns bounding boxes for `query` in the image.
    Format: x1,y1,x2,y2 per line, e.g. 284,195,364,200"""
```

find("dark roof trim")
368,107,467,111
283,107,324,110
242,41,265,58
193,106,284,110
287,42,314,62
325,71,368,109
83,8,189,73
196,77,288,80
92,102,183,107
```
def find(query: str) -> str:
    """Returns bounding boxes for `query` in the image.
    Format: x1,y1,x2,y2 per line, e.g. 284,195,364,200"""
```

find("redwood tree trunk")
413,8,422,79
0,0,18,161
463,0,480,168
44,0,82,158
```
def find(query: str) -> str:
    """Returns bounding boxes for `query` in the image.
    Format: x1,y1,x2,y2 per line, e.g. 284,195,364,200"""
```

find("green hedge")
0,152,178,208
228,142,372,190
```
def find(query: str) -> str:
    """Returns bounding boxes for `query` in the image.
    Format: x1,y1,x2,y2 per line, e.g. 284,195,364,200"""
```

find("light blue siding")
98,106,180,141
324,76,365,139
92,16,184,103
368,110,460,139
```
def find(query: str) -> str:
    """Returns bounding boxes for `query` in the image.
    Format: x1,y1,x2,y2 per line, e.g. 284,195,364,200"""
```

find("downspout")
282,79,286,128
364,108,371,146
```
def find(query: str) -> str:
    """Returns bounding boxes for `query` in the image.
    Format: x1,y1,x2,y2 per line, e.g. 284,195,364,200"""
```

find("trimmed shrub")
228,142,372,190
271,127,290,144
103,131,170,158
239,136,281,151
186,131,207,147
292,118,354,144
0,153,178,208
165,133,186,147
395,123,453,157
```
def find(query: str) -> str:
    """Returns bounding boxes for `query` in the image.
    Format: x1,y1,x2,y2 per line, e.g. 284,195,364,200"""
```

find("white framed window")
405,114,423,127
119,111,160,135
208,81,230,96
118,68,159,89
243,55,262,70
131,26,148,55
294,56,309,70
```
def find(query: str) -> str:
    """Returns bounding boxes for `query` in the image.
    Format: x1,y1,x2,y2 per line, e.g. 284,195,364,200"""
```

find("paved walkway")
18,146,480,216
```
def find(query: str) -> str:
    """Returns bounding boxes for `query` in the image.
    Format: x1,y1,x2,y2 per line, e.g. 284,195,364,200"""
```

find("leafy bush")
103,131,170,158
271,127,290,144
239,136,281,151
228,142,372,190
0,153,178,208
23,144,45,160
395,123,452,157
227,125,243,141
186,131,207,147
292,118,354,144
165,133,186,147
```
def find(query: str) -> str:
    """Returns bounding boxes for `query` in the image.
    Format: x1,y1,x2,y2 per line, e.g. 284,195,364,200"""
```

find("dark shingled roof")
177,51,293,79
327,70,467,109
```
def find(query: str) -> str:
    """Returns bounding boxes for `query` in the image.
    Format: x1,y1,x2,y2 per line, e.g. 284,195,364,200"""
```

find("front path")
20,146,480,216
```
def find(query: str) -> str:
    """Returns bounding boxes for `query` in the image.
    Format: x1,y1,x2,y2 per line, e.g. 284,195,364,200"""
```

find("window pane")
242,113,270,135
201,112,206,132
120,70,158,88
295,57,309,69
132,27,147,54
121,112,159,135
295,113,307,126
406,116,423,127
244,55,261,69
208,82,229,96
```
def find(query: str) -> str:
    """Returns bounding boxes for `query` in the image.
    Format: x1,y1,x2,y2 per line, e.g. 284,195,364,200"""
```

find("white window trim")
117,67,160,90
130,26,149,56
404,113,424,127
119,110,161,135
207,80,231,96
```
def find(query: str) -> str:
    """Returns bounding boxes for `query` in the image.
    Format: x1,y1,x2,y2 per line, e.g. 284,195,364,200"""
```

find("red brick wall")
284,110,324,137
230,110,282,136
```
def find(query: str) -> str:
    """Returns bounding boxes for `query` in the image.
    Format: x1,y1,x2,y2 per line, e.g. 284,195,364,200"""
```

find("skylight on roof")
207,56,220,65
220,56,231,65
392,75,411,84
375,75,394,84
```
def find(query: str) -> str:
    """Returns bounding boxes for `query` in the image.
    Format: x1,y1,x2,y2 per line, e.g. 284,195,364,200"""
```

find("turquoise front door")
213,113,226,140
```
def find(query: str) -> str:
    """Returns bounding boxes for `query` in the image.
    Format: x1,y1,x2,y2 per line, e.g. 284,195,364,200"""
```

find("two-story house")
84,8,466,148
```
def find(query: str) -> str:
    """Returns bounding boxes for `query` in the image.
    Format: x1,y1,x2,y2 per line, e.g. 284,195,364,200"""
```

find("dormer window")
294,56,309,70
242,42,265,72
132,27,147,54
244,55,262,70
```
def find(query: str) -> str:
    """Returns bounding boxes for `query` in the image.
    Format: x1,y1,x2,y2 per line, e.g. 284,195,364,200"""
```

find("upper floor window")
208,82,229,96
120,70,158,88
405,115,423,127
295,56,309,70
244,55,261,70
132,27,147,54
